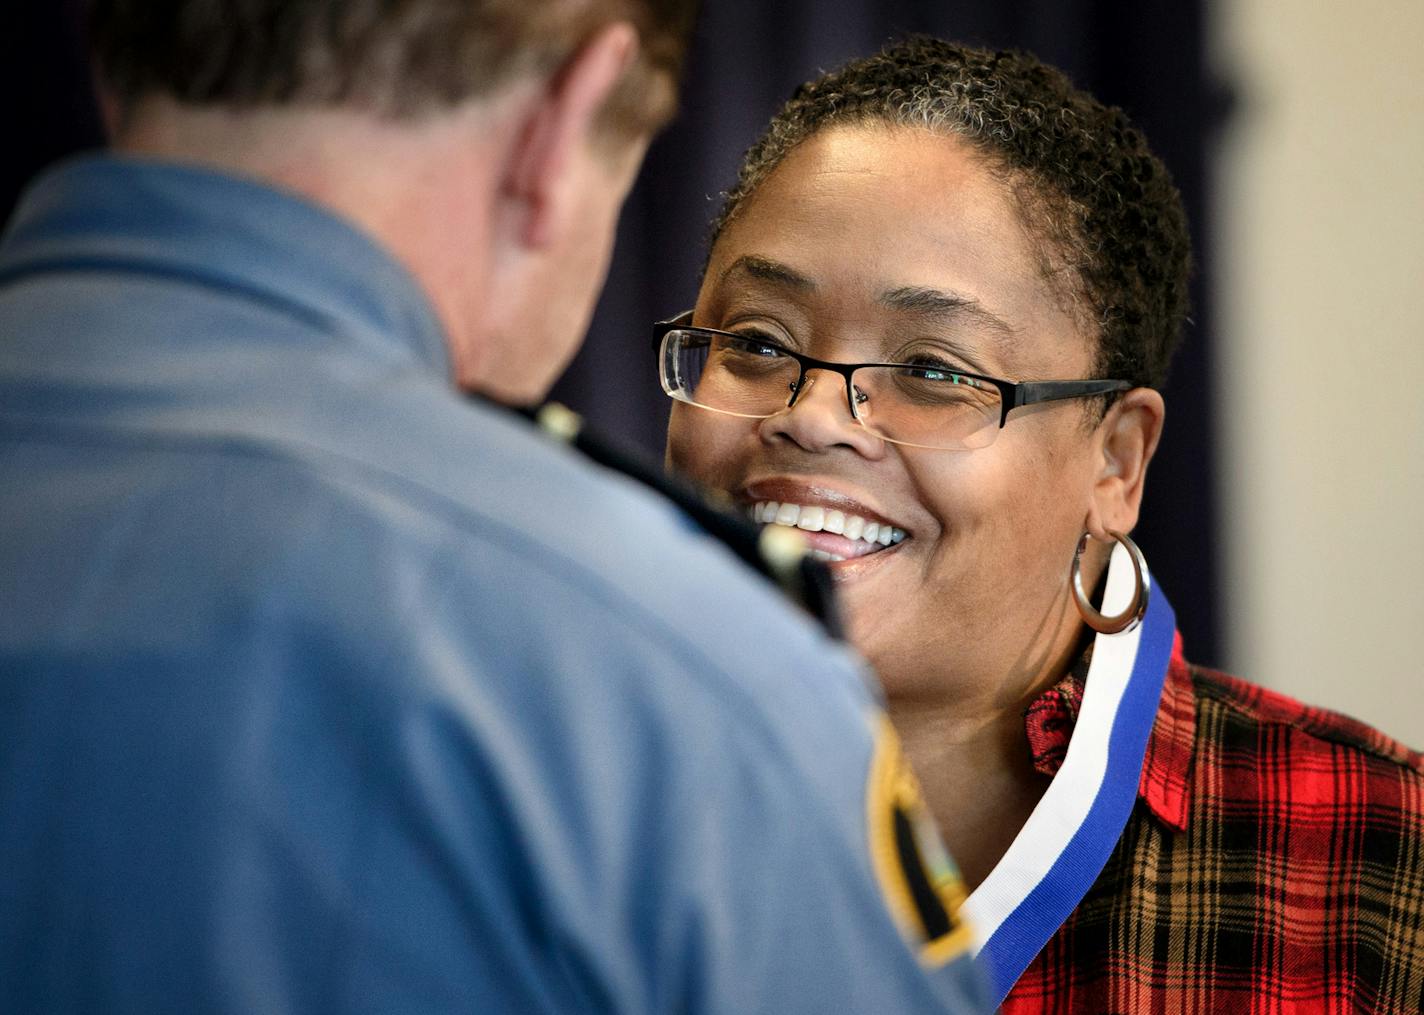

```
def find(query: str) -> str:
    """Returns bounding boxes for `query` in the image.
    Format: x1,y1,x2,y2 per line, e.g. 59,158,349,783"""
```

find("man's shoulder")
269,390,875,719
1,287,871,732
334,393,821,622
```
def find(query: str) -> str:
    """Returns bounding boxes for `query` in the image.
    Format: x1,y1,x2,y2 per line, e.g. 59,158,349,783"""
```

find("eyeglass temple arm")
1011,379,1131,409
651,309,696,350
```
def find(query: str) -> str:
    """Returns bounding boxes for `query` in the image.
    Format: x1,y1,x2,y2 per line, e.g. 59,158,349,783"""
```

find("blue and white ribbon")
961,542,1177,1007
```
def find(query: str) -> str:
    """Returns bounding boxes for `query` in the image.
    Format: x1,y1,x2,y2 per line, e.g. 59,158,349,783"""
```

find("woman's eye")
910,362,949,380
899,352,981,382
730,330,788,357
902,355,955,377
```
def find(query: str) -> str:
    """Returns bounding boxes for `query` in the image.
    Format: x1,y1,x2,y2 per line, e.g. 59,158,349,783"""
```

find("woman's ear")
1083,387,1165,539
499,22,639,249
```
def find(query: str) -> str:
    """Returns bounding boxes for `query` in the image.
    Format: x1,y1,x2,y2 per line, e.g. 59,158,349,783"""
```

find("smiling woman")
661,37,1424,1013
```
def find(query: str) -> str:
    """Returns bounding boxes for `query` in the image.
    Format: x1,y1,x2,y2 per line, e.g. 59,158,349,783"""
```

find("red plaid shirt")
1003,635,1424,1013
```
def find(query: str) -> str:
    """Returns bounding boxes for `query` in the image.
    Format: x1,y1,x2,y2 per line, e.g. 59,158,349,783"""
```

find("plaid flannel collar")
1024,632,1194,832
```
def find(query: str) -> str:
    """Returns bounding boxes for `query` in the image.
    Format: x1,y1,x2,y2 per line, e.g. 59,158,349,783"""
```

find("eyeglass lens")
661,329,1002,450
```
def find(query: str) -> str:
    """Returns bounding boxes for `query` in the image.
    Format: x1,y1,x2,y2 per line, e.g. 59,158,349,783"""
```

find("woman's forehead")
701,126,1091,372
712,129,1031,288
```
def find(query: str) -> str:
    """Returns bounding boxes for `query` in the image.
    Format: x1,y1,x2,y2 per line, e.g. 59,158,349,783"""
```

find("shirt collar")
1024,631,1195,832
0,154,452,380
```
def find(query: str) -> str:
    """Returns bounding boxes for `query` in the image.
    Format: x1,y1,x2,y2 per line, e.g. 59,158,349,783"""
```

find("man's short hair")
711,37,1192,392
90,0,700,136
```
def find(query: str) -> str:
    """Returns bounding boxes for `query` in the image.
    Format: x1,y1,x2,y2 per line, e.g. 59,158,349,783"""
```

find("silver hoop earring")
1071,530,1149,635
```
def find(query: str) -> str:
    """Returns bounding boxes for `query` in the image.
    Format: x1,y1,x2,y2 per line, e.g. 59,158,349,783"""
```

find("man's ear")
501,22,639,249
1083,388,1165,539
95,81,122,141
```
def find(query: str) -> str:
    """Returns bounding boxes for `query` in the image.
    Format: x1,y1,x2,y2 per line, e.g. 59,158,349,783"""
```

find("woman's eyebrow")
879,285,1014,338
710,261,1014,351
715,255,816,292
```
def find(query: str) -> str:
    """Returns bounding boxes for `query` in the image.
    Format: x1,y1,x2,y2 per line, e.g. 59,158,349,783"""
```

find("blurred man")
0,2,983,1011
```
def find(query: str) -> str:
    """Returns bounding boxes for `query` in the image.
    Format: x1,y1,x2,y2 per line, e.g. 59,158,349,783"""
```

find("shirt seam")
1191,668,1424,775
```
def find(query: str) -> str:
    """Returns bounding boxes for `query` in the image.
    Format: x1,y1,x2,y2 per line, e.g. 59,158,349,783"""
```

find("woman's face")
667,125,1122,708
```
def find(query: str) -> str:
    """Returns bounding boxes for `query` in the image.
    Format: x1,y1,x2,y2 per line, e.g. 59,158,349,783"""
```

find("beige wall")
1212,0,1424,746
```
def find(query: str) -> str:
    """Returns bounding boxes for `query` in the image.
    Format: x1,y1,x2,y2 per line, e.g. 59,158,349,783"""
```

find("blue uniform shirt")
0,157,984,1013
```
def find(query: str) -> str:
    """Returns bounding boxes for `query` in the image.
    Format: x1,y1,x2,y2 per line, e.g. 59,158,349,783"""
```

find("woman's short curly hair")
711,37,1192,391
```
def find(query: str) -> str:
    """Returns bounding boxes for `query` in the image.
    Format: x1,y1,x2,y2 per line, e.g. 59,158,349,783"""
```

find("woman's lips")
745,498,908,563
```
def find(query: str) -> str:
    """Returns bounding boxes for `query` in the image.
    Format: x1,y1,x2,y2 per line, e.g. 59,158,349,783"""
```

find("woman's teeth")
748,500,907,562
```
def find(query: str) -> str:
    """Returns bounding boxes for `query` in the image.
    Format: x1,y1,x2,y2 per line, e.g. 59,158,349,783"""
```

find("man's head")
90,0,700,400
90,0,695,144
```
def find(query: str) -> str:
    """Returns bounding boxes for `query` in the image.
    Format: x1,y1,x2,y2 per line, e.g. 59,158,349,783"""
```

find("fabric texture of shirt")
1004,636,1424,1013
0,156,984,1014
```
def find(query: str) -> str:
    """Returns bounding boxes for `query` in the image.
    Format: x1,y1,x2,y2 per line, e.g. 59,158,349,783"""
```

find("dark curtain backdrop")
5,1,1223,664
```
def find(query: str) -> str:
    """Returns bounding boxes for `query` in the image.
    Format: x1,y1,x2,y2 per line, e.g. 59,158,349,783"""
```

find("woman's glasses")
654,313,1131,451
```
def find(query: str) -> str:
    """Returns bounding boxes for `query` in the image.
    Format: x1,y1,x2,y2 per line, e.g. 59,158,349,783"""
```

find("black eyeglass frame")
653,311,1132,434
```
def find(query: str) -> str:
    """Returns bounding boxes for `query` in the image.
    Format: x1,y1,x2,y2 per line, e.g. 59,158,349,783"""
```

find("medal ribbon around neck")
960,541,1177,1007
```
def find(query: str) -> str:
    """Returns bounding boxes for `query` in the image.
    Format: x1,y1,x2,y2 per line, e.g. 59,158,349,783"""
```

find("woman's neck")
888,695,1050,890
875,587,1097,889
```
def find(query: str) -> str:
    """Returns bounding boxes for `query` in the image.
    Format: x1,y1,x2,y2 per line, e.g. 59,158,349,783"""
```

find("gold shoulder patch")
866,712,973,966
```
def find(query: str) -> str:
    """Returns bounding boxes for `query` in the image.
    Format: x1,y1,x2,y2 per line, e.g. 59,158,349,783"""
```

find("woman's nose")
758,370,887,457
